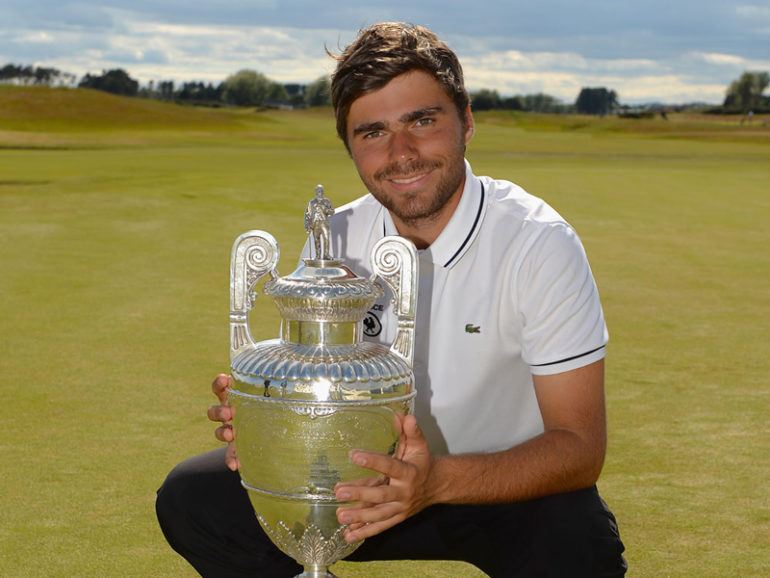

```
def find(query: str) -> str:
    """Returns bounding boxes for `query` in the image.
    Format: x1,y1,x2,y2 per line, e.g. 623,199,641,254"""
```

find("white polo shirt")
313,160,608,455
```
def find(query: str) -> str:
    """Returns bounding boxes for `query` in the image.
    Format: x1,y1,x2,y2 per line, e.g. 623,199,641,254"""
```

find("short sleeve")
515,222,608,375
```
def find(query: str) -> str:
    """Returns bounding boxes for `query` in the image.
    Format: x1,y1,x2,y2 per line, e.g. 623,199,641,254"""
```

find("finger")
344,517,399,543
399,415,432,465
349,450,407,479
335,481,401,505
337,500,401,525
214,424,235,443
207,404,234,423
225,443,240,471
402,414,426,444
392,412,406,433
334,476,384,492
392,413,408,460
339,499,376,510
339,504,406,542
211,374,233,403
345,521,367,532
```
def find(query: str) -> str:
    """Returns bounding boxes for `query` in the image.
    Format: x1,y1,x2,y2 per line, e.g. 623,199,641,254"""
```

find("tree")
470,89,501,111
500,95,524,111
723,71,769,111
174,81,223,104
521,93,565,113
158,80,175,100
266,82,288,101
575,87,618,115
222,69,271,106
305,76,331,107
1,63,73,86
78,69,139,96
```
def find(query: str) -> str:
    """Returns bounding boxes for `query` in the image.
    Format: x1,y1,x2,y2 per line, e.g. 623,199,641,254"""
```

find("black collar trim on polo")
444,183,484,268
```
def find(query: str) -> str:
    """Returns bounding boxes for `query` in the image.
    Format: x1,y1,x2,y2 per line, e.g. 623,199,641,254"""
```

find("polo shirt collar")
381,159,486,269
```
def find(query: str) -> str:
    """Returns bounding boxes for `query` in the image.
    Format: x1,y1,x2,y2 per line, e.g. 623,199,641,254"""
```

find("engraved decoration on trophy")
228,185,418,578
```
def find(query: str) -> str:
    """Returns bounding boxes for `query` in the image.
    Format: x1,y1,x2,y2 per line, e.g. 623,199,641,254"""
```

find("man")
157,22,626,577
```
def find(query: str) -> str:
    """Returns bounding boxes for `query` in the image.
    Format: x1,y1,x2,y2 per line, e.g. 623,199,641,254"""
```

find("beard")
362,147,467,225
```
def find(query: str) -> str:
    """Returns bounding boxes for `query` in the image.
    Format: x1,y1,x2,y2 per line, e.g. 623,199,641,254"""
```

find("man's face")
346,70,474,228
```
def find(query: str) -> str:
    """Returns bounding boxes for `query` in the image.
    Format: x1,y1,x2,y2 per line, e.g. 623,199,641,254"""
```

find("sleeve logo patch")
465,324,481,334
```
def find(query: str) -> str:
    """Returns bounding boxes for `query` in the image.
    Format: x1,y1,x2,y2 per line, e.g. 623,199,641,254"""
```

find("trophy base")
296,570,337,578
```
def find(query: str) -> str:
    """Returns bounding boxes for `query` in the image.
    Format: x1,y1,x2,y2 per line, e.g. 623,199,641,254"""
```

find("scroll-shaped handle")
370,236,419,367
230,231,280,361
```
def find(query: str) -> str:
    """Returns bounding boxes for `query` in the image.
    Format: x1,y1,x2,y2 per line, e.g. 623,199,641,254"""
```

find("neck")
391,215,443,250
390,189,463,250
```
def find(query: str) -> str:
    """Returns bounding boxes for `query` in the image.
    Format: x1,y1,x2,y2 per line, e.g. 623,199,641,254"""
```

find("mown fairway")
1,87,768,577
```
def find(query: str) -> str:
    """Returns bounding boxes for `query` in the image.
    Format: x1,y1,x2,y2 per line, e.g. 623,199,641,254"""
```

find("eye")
363,130,384,139
415,117,435,127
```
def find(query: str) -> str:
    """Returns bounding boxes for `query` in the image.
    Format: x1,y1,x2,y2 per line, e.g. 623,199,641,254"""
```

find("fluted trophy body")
228,186,418,578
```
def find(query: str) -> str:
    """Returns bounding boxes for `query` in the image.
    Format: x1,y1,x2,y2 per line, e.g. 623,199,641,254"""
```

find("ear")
463,105,475,144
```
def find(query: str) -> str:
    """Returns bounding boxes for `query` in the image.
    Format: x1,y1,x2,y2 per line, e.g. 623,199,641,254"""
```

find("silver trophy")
228,185,418,578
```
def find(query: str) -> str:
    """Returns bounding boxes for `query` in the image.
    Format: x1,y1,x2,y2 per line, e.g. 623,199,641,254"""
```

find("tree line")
1,63,767,115
78,68,333,109
470,87,619,115
0,63,78,87
0,64,330,109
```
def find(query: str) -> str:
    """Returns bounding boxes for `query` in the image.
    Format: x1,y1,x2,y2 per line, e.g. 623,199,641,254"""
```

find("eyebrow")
400,106,445,124
351,105,446,138
352,121,386,138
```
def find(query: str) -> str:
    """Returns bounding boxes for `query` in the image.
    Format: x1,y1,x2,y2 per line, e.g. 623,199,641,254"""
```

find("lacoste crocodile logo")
465,324,481,334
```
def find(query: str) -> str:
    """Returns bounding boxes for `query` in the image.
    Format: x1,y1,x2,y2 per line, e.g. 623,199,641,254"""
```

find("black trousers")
156,447,626,577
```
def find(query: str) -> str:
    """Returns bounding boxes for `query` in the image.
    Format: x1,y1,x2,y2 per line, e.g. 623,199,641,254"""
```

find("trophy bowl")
228,186,418,577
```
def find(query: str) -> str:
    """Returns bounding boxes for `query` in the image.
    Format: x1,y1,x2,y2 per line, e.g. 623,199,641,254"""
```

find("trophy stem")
296,565,337,578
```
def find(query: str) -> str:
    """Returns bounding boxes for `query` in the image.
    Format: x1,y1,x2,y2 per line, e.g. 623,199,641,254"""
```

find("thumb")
402,414,428,449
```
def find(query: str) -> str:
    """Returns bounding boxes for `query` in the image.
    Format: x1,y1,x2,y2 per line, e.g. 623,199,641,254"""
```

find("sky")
1,1,769,105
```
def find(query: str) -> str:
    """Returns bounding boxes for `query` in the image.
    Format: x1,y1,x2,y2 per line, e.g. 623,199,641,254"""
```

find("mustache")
374,159,442,181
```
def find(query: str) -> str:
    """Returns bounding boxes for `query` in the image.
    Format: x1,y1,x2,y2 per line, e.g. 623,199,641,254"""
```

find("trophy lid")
263,185,383,323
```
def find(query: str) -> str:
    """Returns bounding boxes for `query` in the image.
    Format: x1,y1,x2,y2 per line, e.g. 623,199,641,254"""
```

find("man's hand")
333,414,435,543
332,360,607,544
207,374,239,471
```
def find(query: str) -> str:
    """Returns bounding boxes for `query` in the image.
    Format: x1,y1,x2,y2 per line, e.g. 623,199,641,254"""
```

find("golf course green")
1,85,768,576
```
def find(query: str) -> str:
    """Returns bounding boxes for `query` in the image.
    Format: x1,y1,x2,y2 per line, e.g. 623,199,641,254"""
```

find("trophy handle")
230,231,280,361
370,236,419,367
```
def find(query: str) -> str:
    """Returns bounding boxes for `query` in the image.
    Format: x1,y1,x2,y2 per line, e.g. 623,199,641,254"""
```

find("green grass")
1,86,768,576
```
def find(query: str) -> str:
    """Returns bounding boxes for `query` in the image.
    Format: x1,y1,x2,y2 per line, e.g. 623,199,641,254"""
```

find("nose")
389,129,417,162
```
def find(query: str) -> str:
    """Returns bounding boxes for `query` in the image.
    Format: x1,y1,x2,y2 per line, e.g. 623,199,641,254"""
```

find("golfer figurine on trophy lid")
227,185,418,578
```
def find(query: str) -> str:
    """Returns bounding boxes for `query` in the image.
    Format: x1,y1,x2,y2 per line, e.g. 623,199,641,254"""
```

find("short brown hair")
329,22,470,150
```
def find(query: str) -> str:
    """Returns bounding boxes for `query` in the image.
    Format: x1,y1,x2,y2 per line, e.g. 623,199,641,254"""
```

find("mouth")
390,173,428,185
375,160,441,186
